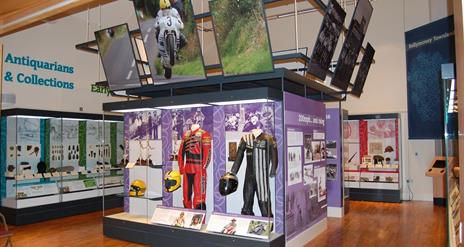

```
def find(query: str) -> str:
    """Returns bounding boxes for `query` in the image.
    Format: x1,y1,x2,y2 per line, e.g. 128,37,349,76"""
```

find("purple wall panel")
283,92,327,241
326,108,343,208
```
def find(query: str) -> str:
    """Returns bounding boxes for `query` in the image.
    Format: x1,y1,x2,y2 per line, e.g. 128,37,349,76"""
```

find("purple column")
274,102,284,234
162,110,173,206
213,106,226,212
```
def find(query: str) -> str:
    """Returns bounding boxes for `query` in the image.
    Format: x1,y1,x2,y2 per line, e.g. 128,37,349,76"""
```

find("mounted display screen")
133,0,206,83
307,0,346,80
331,0,373,90
210,0,274,76
95,24,142,91
352,43,375,97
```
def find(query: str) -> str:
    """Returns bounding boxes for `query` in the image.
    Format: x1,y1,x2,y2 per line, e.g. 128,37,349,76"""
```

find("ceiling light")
15,115,52,119
156,104,210,110
112,108,154,113
209,99,274,106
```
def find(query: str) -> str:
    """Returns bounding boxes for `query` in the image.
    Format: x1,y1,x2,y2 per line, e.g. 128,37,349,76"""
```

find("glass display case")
441,63,460,247
343,114,402,202
0,109,124,224
102,89,329,246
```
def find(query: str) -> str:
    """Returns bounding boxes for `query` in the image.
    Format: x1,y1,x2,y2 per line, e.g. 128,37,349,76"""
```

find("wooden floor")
306,201,446,247
3,201,445,247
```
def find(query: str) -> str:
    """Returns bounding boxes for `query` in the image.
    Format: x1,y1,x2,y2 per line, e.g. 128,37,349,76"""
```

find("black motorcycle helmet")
219,172,238,196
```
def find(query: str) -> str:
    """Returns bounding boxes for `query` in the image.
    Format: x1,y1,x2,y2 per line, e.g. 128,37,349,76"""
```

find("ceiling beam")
0,0,115,37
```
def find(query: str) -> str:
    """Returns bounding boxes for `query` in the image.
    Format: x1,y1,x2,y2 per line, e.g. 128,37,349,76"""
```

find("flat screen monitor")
210,0,274,76
352,43,375,97
133,0,206,84
95,24,142,91
331,0,373,90
307,0,346,80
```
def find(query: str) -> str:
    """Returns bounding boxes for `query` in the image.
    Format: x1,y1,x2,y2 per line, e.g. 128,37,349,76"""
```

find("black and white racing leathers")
231,132,278,217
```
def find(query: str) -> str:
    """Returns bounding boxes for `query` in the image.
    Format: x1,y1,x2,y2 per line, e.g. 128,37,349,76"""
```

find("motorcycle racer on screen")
155,0,187,79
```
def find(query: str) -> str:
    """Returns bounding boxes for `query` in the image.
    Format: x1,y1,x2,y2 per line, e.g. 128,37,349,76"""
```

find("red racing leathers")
177,128,211,209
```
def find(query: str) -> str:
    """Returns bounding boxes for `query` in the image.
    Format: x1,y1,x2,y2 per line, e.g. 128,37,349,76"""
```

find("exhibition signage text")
3,53,75,90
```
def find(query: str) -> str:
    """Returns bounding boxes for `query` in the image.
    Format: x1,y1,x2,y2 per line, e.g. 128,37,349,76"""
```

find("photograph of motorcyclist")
155,0,187,52
170,0,184,19
133,0,205,82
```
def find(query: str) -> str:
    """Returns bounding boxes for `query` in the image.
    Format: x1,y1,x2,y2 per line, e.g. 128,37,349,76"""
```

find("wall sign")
3,53,75,90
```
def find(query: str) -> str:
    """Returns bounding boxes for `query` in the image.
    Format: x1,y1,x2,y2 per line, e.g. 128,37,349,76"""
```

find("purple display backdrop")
121,104,285,233
162,110,173,206
123,111,163,211
284,92,327,241
326,108,343,208
213,106,226,212
274,101,284,234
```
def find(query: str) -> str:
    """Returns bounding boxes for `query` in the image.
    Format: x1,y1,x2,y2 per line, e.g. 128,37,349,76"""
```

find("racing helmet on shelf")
160,0,171,9
164,170,181,192
129,180,147,197
219,172,238,196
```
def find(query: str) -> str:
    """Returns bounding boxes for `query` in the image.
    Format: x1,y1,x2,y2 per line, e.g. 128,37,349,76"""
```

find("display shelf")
1,194,122,225
104,213,285,247
344,181,359,188
359,182,399,190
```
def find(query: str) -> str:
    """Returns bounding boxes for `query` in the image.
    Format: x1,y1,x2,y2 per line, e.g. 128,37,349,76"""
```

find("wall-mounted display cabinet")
0,109,124,225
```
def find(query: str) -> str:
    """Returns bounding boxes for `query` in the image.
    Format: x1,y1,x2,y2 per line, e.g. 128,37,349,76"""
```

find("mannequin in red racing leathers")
177,124,211,209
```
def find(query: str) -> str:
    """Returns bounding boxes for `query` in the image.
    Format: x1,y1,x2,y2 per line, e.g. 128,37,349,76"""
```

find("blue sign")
405,16,455,139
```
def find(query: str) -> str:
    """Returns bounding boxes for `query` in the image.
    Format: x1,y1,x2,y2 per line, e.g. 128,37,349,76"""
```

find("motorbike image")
157,14,182,79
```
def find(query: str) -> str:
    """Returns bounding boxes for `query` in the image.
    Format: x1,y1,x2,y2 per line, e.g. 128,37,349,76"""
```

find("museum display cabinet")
441,64,460,247
343,114,402,202
0,109,124,225
101,71,337,247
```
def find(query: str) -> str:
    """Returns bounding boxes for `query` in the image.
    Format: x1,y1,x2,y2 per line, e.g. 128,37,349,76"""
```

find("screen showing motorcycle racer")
155,0,186,79
133,0,206,83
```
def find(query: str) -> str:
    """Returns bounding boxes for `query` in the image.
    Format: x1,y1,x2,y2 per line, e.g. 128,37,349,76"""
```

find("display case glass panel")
103,98,281,240
442,73,460,247
343,115,401,191
102,91,329,244
0,114,124,210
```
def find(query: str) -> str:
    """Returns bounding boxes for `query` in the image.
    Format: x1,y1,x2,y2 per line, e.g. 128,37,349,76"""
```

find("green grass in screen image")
211,0,273,76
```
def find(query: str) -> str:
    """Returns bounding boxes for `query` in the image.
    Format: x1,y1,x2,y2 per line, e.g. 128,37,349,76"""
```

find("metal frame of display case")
441,63,460,247
0,108,124,225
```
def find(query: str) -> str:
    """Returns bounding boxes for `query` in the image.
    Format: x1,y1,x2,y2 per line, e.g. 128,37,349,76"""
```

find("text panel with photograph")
284,92,327,240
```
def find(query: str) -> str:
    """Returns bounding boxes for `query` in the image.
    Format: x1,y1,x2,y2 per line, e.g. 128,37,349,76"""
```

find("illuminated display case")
343,114,402,202
102,87,330,246
0,109,124,225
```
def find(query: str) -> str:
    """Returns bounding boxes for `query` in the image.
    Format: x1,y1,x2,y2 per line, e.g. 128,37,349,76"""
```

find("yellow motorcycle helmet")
130,180,146,197
164,170,181,192
160,0,171,9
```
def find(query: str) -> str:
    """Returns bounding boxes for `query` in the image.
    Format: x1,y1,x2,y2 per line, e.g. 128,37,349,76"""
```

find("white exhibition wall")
0,0,454,201
0,0,139,114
